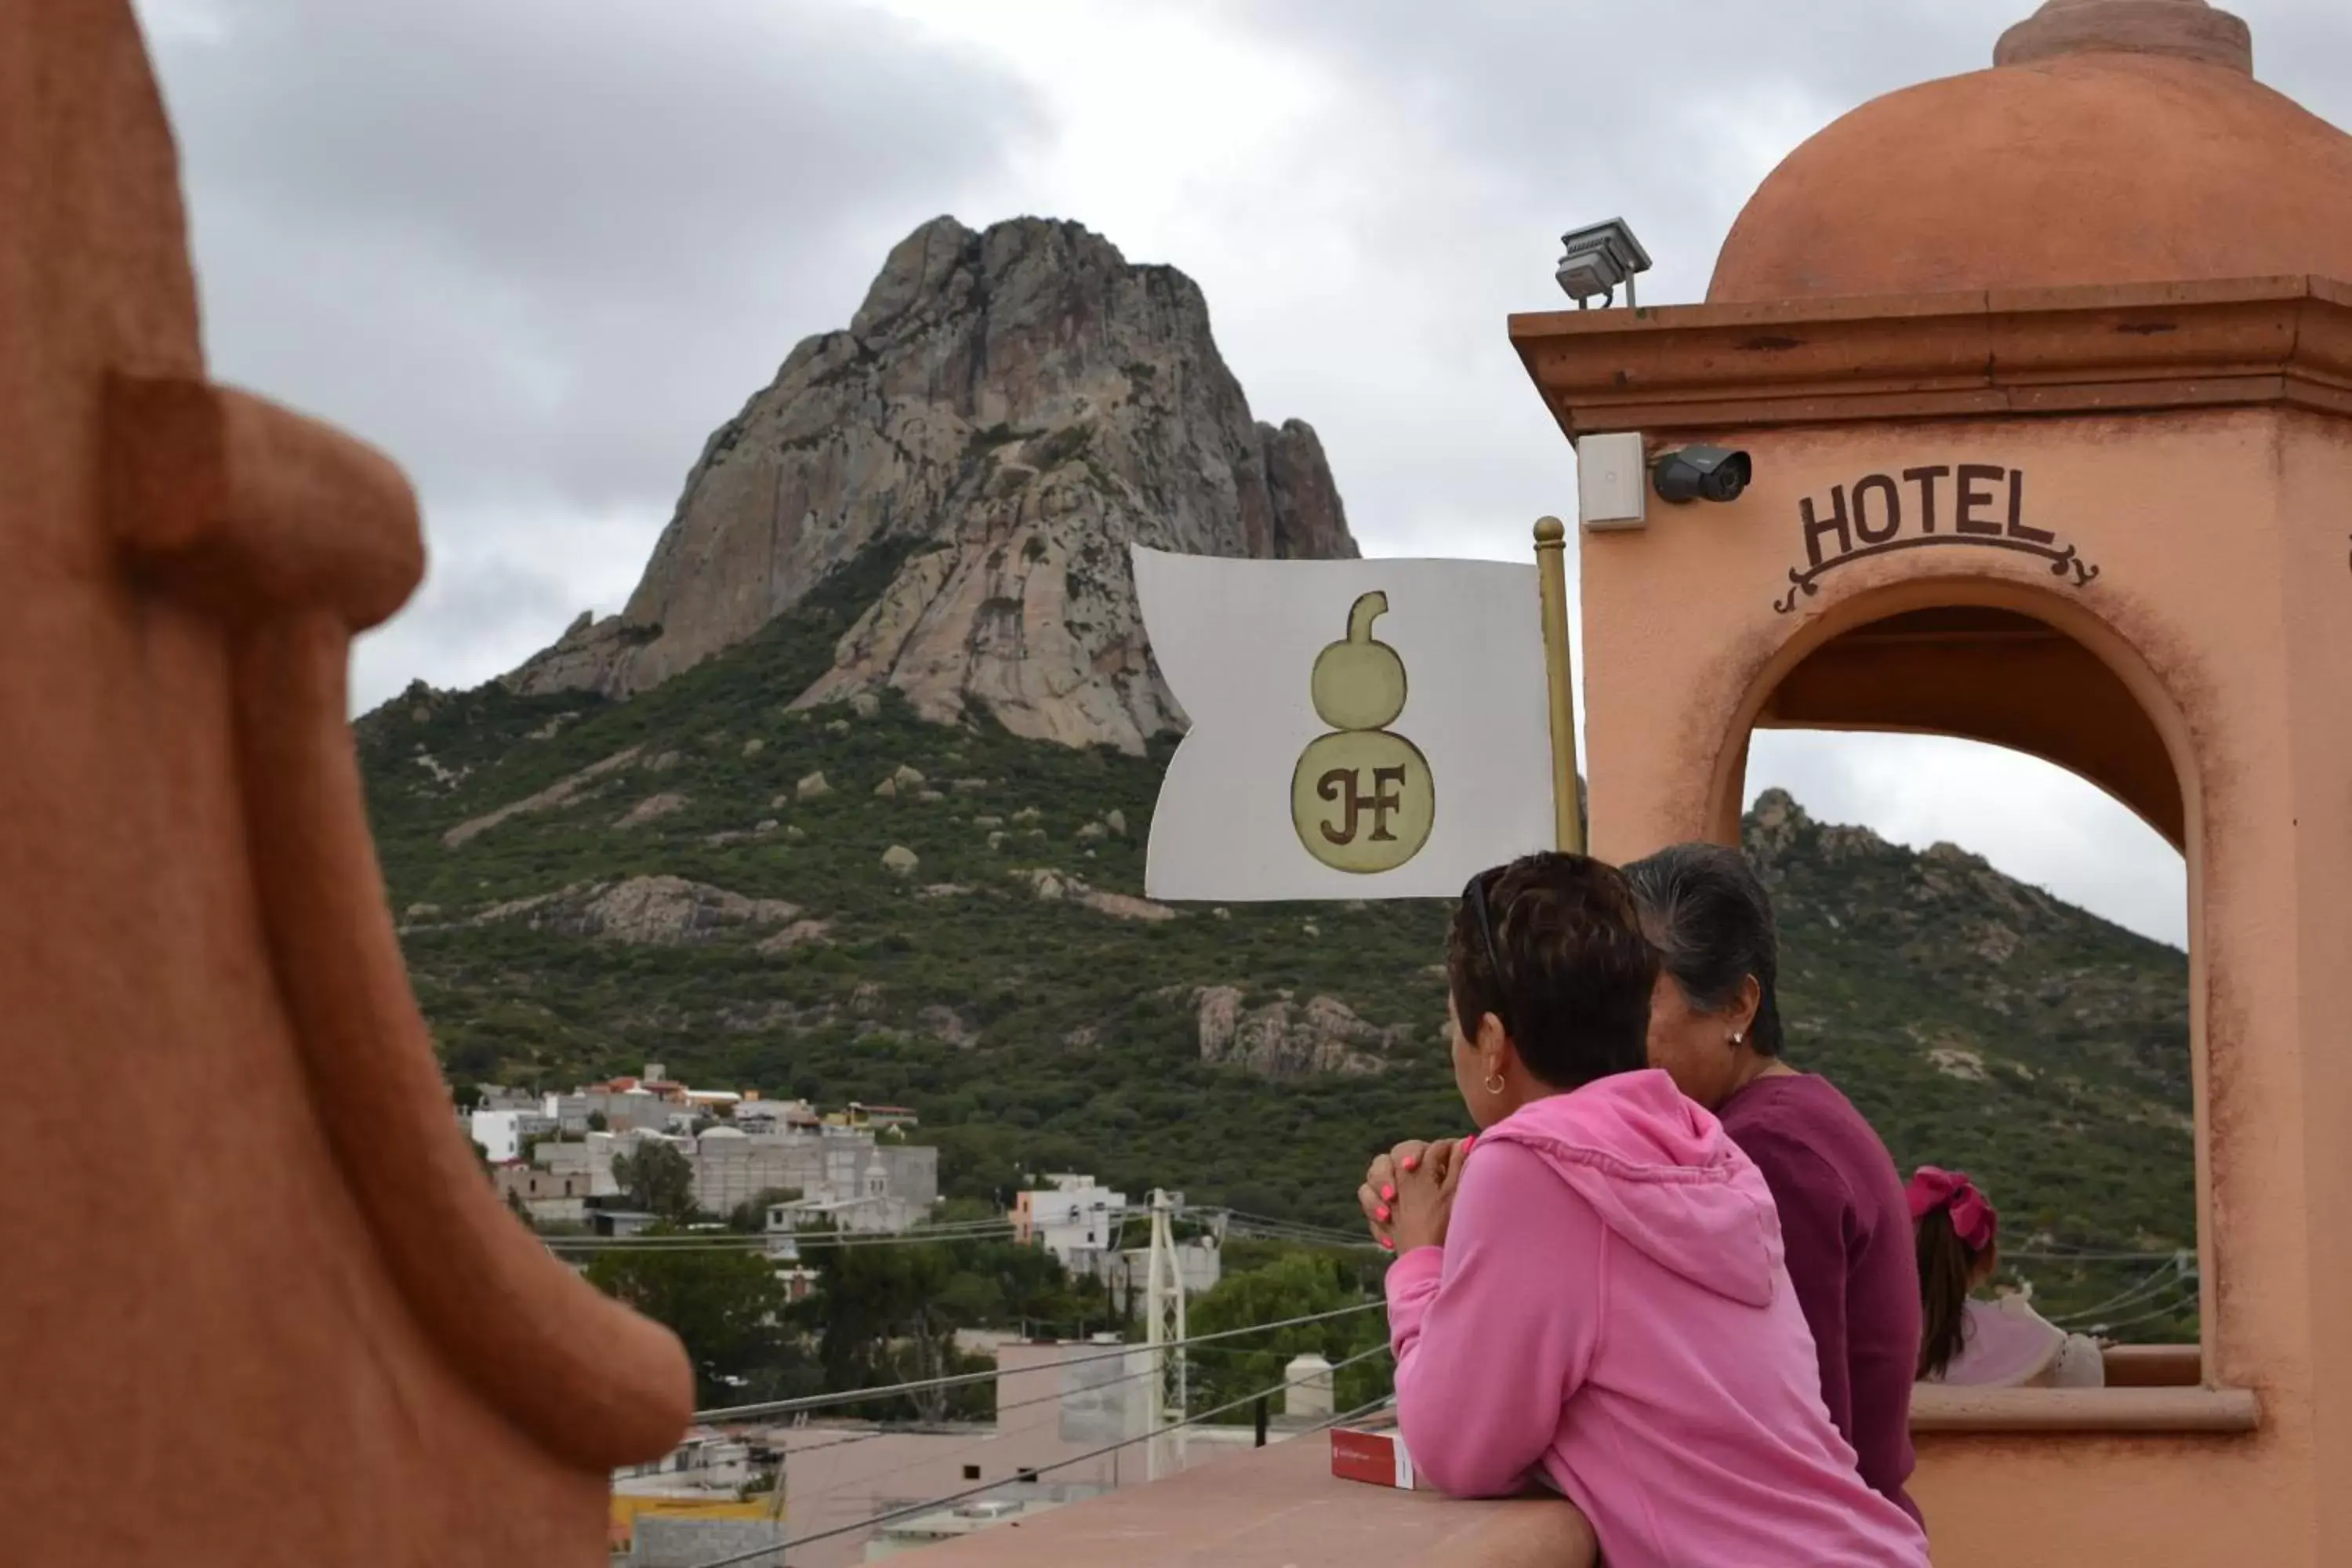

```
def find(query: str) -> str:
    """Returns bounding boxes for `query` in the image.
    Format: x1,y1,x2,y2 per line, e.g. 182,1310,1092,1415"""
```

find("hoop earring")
1483,1073,1506,1096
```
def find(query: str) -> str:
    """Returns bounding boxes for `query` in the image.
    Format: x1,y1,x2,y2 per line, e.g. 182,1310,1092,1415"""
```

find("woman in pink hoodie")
1377,852,1930,1568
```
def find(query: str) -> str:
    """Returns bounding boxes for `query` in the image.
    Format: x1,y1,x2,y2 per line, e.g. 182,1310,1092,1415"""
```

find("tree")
801,1227,1105,1420
805,1232,969,1420
586,1110,608,1132
614,1140,699,1222
914,1125,1096,1207
452,1083,485,1112
586,1240,802,1405
1184,1252,1391,1420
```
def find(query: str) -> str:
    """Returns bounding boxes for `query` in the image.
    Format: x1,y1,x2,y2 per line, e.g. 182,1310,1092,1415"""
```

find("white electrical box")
1576,432,1647,530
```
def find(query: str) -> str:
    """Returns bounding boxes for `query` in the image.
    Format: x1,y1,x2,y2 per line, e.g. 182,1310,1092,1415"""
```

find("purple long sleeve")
1740,1131,1857,1432
1718,1076,1922,1523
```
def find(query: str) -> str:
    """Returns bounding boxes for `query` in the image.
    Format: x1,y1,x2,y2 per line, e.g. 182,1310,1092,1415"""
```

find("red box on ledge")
1329,1414,1432,1490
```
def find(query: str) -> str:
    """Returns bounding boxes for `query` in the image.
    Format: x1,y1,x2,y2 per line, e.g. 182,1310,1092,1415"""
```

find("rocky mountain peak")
506,214,1357,753
1744,786,1810,862
1745,786,1892,871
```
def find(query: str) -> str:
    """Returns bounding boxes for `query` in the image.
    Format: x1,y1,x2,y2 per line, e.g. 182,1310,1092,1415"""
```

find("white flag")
1134,546,1558,902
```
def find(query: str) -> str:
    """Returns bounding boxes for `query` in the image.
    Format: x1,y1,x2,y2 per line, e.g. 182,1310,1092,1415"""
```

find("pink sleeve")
1382,1140,1603,1498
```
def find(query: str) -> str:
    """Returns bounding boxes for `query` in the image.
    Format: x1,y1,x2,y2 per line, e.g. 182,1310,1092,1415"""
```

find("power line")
1214,1210,1374,1248
771,1356,1174,1514
548,1204,1379,1254
554,1243,1018,1259
2068,1280,2202,1338
691,1300,1385,1424
1217,1208,1360,1232
1301,1392,1397,1436
702,1354,1396,1524
2047,1255,2194,1327
743,1353,1168,1450
694,1303,1381,1425
552,1223,1023,1241
1225,1227,1377,1252
581,1214,1026,1238
546,1225,1025,1254
690,1342,1396,1568
720,1425,893,1464
546,1217,1025,1244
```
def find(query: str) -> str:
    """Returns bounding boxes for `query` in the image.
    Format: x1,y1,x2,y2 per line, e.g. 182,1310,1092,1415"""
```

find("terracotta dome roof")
1708,2,2352,303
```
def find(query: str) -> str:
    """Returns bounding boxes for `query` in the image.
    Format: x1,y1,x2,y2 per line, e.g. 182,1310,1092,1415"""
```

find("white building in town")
529,1121,938,1233
1013,1175,1132,1270
535,1129,621,1196
699,1123,938,1225
469,1109,557,1163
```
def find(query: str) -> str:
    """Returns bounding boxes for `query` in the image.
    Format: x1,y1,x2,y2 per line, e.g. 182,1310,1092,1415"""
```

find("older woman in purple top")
1621,843,1923,1527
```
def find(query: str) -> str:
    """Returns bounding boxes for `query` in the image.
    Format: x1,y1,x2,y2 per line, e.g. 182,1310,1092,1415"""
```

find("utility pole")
1144,1189,1187,1480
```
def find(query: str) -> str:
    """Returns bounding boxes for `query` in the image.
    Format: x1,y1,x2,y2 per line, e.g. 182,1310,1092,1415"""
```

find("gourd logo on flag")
1131,546,1553,903
1290,592,1434,873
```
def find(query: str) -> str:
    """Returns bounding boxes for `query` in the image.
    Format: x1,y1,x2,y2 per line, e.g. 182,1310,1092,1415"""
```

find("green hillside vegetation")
363,546,2195,1337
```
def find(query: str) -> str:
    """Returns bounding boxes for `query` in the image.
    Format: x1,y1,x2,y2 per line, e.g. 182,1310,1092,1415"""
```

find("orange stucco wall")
1907,1429,2303,1563
1,5,691,1562
1579,405,2350,1565
2275,412,2352,1557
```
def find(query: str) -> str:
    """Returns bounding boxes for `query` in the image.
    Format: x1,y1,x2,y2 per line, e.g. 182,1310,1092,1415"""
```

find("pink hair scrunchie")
1907,1165,1998,1253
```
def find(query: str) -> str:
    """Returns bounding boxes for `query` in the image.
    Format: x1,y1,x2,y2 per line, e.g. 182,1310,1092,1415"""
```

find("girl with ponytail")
1908,1167,2104,1388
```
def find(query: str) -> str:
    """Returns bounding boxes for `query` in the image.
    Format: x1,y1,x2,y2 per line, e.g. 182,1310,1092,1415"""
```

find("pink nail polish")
1461,1135,1476,1155
1380,1184,1396,1202
1402,1156,1419,1172
1376,1206,1391,1222
1380,1238,1396,1251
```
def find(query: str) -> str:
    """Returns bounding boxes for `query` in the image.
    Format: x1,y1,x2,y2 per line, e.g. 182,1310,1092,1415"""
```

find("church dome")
1708,2,2352,302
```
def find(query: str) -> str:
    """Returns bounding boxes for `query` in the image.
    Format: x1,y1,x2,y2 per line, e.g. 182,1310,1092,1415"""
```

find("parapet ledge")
1911,1384,2259,1434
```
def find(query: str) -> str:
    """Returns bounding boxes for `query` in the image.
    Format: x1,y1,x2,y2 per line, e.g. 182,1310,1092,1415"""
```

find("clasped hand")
1358,1136,1468,1254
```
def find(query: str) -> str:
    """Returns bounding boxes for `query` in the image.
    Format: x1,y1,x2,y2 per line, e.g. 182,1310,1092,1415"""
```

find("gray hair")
1620,842,1784,1057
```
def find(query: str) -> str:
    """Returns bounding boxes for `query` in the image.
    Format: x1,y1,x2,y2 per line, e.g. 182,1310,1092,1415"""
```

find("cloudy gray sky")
136,0,2352,948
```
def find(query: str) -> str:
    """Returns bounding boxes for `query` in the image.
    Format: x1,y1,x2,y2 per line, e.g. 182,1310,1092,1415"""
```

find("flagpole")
1533,517,1584,855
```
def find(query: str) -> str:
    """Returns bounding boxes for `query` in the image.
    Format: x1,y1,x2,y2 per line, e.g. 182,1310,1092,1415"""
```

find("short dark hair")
1447,852,1657,1091
1620,842,1785,1058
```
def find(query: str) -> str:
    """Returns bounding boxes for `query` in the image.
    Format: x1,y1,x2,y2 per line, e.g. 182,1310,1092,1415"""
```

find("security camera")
1651,445,1752,504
